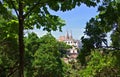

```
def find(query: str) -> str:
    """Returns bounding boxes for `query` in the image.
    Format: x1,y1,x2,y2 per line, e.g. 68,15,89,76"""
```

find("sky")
33,4,99,40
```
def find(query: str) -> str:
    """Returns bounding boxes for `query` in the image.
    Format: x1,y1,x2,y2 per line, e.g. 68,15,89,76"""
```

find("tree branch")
0,61,19,77
9,0,19,17
8,67,18,77
116,28,120,34
99,46,120,50
24,0,64,19
8,61,18,76
24,0,47,18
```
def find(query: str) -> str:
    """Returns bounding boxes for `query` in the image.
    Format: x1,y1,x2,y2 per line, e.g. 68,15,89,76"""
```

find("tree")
0,15,19,76
79,50,119,77
78,0,120,76
78,17,108,66
111,30,120,50
24,32,40,77
78,0,120,65
24,32,71,77
0,0,101,76
90,0,120,50
85,18,108,48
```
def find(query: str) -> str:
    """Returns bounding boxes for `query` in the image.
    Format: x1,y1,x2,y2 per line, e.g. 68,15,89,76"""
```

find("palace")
58,31,81,63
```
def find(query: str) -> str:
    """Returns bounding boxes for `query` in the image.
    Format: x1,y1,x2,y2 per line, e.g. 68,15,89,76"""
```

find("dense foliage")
79,50,120,77
24,33,70,77
0,15,19,77
78,0,120,77
0,0,100,76
0,0,120,77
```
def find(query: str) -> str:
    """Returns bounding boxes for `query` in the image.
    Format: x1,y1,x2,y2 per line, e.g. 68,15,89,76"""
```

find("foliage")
78,0,120,67
79,50,120,77
32,33,65,77
96,0,120,50
0,15,19,76
77,0,120,76
24,33,70,77
24,32,40,77
0,0,100,31
0,0,101,76
84,18,107,48
1,0,120,76
78,17,108,65
0,0,99,76
111,30,120,49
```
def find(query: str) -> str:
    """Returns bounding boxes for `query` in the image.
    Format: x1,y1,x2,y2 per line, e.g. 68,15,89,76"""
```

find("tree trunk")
18,1,24,77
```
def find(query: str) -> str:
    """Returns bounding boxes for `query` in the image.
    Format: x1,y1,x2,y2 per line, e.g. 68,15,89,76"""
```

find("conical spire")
66,31,69,40
69,30,73,39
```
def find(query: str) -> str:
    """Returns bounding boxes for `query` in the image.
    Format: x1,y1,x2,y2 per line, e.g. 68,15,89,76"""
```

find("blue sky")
33,4,99,40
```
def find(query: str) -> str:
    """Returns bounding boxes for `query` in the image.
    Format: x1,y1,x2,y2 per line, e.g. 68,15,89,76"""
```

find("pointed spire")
66,30,69,40
70,30,73,39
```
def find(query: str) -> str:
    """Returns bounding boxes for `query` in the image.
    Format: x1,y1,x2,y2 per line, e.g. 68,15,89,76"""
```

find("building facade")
58,31,81,62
